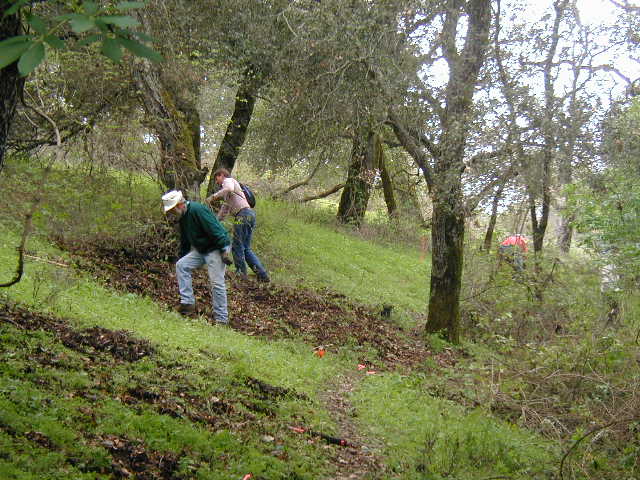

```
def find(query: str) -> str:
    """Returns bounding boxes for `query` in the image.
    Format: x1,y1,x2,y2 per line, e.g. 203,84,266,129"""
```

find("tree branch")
274,157,323,197
1,91,60,288
386,108,435,192
464,165,518,213
301,183,344,202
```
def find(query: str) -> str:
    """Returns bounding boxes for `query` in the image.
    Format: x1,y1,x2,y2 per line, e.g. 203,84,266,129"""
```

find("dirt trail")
319,372,387,479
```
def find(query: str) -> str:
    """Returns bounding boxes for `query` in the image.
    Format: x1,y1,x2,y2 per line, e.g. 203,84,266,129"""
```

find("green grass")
256,199,429,318
350,372,556,479
0,321,332,479
0,224,557,479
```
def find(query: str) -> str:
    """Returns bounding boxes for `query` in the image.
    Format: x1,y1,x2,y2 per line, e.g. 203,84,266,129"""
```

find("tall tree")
0,4,22,172
387,0,492,343
206,68,263,194
337,128,378,225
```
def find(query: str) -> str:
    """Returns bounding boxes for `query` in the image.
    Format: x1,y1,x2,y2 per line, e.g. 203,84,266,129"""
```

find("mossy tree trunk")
377,135,398,218
133,59,205,199
337,130,377,226
206,70,262,196
0,7,23,172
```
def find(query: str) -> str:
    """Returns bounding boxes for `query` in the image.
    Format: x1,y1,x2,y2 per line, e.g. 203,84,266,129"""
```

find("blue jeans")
176,249,228,323
498,245,525,272
232,209,268,278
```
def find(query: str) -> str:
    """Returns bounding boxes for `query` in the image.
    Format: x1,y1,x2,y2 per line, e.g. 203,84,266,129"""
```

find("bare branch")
274,157,324,197
301,183,345,202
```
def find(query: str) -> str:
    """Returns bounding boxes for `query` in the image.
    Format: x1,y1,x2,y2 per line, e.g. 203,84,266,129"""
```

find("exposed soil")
98,435,180,480
64,239,444,372
0,303,155,362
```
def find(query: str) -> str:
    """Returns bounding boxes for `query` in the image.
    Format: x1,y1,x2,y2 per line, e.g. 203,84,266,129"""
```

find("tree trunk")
426,181,465,343
387,0,490,344
482,182,505,251
133,59,205,199
531,0,569,254
206,70,261,196
337,131,376,226
556,155,573,252
423,0,491,343
377,134,398,218
557,61,582,253
0,7,23,173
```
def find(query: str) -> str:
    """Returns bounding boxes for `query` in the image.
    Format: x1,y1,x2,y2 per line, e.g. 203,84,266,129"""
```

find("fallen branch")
301,183,344,202
274,157,323,198
24,254,70,268
289,426,353,447
559,416,640,480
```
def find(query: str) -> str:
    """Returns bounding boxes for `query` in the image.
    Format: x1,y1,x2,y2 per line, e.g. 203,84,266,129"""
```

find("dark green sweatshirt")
178,201,230,257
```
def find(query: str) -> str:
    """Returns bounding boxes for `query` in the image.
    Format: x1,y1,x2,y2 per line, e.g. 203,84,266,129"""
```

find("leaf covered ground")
63,238,452,373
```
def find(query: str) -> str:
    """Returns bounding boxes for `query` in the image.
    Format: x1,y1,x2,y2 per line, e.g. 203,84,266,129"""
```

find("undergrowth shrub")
3,156,159,234
456,243,640,479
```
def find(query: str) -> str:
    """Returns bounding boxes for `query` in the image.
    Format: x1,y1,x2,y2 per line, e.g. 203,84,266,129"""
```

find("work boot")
234,271,249,281
257,274,270,283
177,303,196,315
221,250,233,266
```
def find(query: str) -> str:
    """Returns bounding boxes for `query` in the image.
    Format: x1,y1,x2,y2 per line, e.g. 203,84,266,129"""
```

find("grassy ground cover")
4,158,636,479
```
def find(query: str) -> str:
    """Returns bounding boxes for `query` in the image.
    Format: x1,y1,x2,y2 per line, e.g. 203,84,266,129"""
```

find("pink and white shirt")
211,177,250,220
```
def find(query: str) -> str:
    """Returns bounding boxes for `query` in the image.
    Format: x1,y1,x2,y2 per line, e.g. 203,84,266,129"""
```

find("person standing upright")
207,168,270,283
162,190,231,325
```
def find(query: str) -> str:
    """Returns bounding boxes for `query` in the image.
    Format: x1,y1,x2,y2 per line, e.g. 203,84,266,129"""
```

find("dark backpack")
239,182,256,208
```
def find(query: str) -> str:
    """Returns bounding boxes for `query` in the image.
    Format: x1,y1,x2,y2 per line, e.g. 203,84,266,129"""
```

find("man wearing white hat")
162,190,231,325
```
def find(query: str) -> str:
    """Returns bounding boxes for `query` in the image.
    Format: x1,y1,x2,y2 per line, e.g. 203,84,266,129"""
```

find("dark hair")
213,168,231,179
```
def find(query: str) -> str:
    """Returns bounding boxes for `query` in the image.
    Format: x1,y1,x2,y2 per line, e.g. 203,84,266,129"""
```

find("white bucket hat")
162,190,184,213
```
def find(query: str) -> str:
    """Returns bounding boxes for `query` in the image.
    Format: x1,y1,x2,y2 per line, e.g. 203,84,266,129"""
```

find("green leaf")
82,1,99,16
0,38,31,69
26,14,48,35
3,0,30,17
54,13,77,21
129,31,153,42
76,34,102,47
70,15,96,33
101,37,123,63
43,35,66,50
116,1,147,10
118,37,163,63
94,19,110,33
0,35,33,47
17,42,45,76
100,15,140,29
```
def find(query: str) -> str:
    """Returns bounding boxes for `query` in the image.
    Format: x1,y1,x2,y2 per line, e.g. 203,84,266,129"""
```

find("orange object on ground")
315,348,325,358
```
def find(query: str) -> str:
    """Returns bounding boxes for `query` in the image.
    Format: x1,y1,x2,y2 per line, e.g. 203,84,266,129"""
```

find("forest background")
1,0,640,479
